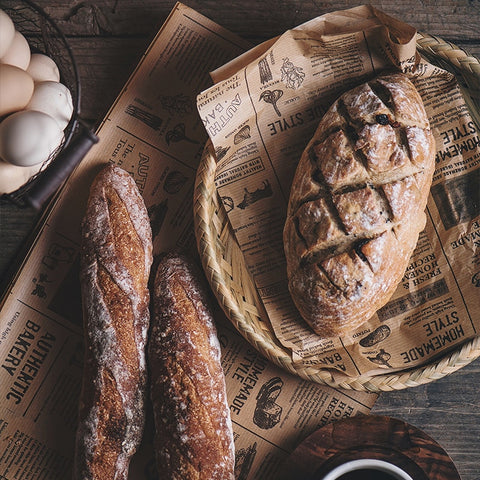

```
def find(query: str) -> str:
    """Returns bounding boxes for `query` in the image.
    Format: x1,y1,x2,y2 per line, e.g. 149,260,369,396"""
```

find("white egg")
0,110,64,167
0,158,42,195
26,81,73,130
0,10,15,58
0,30,31,70
27,53,60,82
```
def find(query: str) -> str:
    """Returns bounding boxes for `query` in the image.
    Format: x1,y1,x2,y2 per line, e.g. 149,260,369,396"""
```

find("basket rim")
193,32,480,393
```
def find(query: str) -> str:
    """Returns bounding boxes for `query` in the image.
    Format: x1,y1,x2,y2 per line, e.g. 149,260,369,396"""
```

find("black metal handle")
25,124,99,210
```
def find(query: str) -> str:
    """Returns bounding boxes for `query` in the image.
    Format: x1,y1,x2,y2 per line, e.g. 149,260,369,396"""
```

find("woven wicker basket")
193,33,480,392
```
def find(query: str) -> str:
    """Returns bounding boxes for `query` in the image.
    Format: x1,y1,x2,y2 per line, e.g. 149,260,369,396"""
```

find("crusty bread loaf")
284,73,435,337
74,164,153,480
148,252,235,480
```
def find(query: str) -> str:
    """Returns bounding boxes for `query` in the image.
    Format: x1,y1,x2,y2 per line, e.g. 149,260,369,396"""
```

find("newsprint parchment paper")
196,5,480,381
0,4,377,479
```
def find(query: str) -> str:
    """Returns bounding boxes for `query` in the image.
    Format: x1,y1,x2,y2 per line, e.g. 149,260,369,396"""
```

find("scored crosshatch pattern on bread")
284,73,436,338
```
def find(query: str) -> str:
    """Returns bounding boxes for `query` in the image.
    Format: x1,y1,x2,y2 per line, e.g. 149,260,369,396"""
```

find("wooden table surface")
0,1,479,479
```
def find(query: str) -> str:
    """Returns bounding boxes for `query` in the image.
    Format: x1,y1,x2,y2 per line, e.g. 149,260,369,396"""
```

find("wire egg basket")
0,0,87,208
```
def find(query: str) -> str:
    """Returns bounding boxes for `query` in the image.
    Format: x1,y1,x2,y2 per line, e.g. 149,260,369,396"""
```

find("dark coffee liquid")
336,468,397,480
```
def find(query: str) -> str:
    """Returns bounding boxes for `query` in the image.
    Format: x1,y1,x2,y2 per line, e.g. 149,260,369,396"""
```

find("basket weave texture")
193,33,480,392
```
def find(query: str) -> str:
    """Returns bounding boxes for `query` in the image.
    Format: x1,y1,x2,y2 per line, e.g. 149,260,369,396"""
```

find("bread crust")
284,73,435,337
74,164,153,479
148,252,235,480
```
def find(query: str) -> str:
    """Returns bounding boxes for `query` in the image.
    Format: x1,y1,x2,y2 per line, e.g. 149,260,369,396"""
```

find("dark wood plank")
0,2,479,479
28,0,480,45
372,357,480,480
0,204,41,286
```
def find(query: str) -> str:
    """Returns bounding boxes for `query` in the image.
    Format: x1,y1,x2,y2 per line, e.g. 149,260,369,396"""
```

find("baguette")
74,164,153,479
284,73,435,337
148,252,235,480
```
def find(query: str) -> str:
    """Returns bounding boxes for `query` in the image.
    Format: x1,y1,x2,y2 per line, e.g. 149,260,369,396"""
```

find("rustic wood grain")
0,2,479,478
372,357,480,480
32,0,480,44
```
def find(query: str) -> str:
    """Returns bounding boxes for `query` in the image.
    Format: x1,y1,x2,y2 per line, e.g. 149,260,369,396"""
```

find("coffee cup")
321,459,414,480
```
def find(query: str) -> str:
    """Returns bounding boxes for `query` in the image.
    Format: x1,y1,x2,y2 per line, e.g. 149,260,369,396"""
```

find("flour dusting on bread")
148,252,235,480
74,164,153,480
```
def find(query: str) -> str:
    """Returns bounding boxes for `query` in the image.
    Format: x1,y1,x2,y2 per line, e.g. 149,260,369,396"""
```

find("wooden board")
280,415,461,480
0,2,479,479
